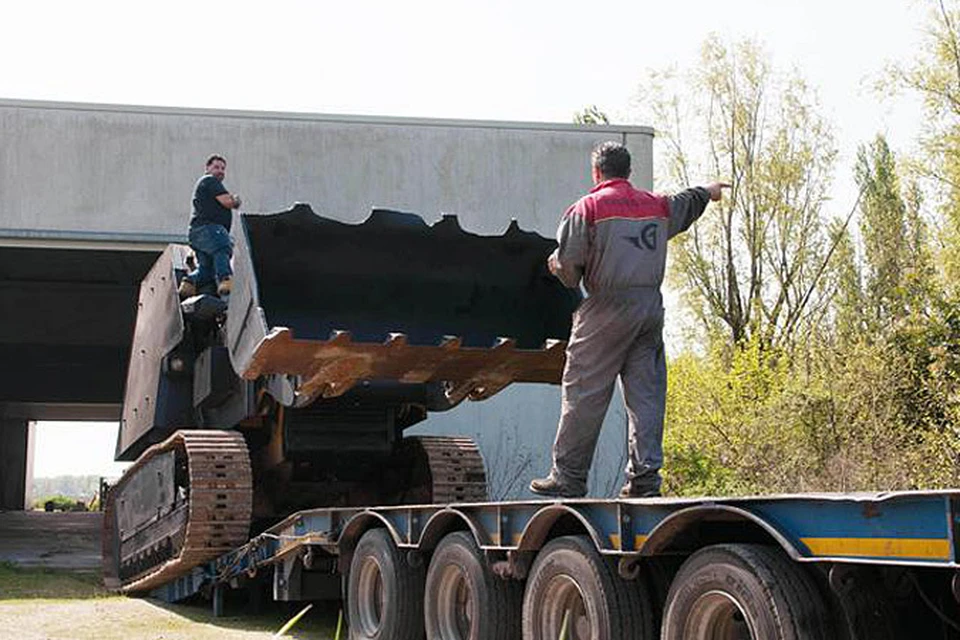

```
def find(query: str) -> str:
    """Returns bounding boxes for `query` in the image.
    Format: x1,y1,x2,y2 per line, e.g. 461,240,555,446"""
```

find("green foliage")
639,35,837,351
664,294,960,495
32,475,101,501
828,221,865,344
664,338,835,495
573,105,610,125
887,0,960,288
33,494,89,512
854,135,935,332
856,136,909,324
638,21,960,496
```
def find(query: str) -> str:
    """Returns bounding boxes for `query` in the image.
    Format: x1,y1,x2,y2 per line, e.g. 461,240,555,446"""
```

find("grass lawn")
0,563,339,639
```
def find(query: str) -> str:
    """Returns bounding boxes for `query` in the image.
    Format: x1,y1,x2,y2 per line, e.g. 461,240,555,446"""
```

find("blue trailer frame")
151,489,960,605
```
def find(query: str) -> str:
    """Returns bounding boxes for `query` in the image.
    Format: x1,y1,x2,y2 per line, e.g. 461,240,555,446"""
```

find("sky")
2,1,928,184
18,0,933,477
32,422,129,479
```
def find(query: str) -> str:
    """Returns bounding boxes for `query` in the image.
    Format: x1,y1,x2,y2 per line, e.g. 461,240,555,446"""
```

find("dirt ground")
0,591,338,640
0,512,337,639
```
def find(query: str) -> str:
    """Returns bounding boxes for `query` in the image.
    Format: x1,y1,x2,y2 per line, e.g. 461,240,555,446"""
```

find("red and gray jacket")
551,179,711,293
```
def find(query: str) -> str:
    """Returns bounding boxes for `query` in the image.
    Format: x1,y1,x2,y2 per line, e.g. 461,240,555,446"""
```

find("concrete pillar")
0,418,31,510
24,422,35,509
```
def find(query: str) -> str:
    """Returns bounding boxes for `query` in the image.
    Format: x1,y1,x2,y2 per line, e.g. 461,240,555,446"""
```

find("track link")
415,435,488,503
103,430,252,593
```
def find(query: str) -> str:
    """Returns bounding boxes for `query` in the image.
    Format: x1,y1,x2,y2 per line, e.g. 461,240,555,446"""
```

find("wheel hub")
539,574,591,640
357,556,386,634
437,563,475,638
684,590,754,640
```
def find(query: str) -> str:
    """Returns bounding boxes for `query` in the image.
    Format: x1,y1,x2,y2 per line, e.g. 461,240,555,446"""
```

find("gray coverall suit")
548,179,711,495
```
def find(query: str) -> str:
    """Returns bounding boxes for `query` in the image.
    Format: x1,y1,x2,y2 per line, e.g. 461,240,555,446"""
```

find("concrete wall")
0,99,656,500
0,99,653,241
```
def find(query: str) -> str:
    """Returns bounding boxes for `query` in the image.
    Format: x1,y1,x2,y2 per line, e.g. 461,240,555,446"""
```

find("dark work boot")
178,279,197,299
217,277,233,297
618,480,661,499
529,472,587,498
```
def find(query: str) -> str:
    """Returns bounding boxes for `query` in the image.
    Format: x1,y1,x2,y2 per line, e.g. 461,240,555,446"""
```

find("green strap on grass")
273,602,313,638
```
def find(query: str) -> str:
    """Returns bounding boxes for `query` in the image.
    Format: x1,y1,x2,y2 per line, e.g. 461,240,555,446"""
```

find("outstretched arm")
704,182,730,202
667,182,730,239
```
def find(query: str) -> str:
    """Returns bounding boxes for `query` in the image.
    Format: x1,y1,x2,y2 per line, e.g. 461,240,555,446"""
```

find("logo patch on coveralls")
623,223,658,250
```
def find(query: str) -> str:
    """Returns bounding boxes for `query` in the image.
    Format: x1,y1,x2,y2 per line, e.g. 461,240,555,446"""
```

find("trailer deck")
151,490,960,603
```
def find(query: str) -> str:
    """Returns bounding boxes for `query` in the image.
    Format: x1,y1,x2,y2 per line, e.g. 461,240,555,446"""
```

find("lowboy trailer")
105,202,960,639
149,489,960,639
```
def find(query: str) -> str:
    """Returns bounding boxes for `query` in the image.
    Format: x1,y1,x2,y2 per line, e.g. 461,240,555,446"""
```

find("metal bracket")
407,550,425,569
828,564,857,595
618,557,642,581
490,549,532,580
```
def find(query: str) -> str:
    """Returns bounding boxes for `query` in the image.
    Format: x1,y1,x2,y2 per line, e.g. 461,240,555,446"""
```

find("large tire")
662,544,832,640
637,555,682,630
347,528,425,640
424,531,522,640
521,535,655,640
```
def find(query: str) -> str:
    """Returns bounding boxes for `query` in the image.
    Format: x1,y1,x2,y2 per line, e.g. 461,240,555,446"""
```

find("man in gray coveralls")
530,141,729,499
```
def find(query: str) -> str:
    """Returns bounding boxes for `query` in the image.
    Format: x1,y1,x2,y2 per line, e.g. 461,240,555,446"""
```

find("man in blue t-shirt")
178,155,242,298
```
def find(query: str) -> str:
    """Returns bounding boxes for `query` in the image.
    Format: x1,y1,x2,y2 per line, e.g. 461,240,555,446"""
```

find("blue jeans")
186,224,233,287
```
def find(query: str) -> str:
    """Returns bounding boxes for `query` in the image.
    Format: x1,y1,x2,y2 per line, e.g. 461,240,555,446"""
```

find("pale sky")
21,0,932,477
32,422,128,479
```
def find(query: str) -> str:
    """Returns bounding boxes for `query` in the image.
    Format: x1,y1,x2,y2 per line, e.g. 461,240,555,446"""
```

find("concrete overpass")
0,98,654,509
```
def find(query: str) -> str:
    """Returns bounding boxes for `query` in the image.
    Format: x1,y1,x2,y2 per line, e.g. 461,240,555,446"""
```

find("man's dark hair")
591,142,631,179
206,154,227,167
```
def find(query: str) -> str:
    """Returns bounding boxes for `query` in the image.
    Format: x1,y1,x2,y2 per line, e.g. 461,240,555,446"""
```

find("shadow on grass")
0,562,110,601
143,582,340,638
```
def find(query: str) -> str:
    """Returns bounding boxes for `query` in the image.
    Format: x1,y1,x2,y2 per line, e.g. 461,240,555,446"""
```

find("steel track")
102,430,252,593
103,432,486,593
416,435,488,503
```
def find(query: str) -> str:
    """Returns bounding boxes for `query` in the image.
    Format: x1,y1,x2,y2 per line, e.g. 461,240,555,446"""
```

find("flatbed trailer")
147,489,960,639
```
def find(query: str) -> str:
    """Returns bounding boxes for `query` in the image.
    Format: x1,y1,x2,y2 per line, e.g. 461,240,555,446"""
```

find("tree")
573,105,610,125
889,0,960,286
828,222,865,344
639,35,838,351
851,136,935,334
856,136,906,326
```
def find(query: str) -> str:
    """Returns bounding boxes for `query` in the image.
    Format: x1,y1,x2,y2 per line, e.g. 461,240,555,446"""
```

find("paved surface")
0,511,101,570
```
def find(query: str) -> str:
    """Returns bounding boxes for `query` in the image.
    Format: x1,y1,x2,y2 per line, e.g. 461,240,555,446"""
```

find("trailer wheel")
662,544,831,640
638,556,682,629
522,535,655,640
424,531,521,640
347,528,425,640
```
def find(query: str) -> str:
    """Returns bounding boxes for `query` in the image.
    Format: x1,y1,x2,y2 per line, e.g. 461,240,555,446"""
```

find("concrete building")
0,98,654,508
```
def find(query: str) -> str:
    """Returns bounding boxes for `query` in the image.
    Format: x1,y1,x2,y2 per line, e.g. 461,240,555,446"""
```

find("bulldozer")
101,203,580,593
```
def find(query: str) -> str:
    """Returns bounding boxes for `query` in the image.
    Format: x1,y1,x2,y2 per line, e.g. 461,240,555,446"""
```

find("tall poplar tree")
641,35,838,350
